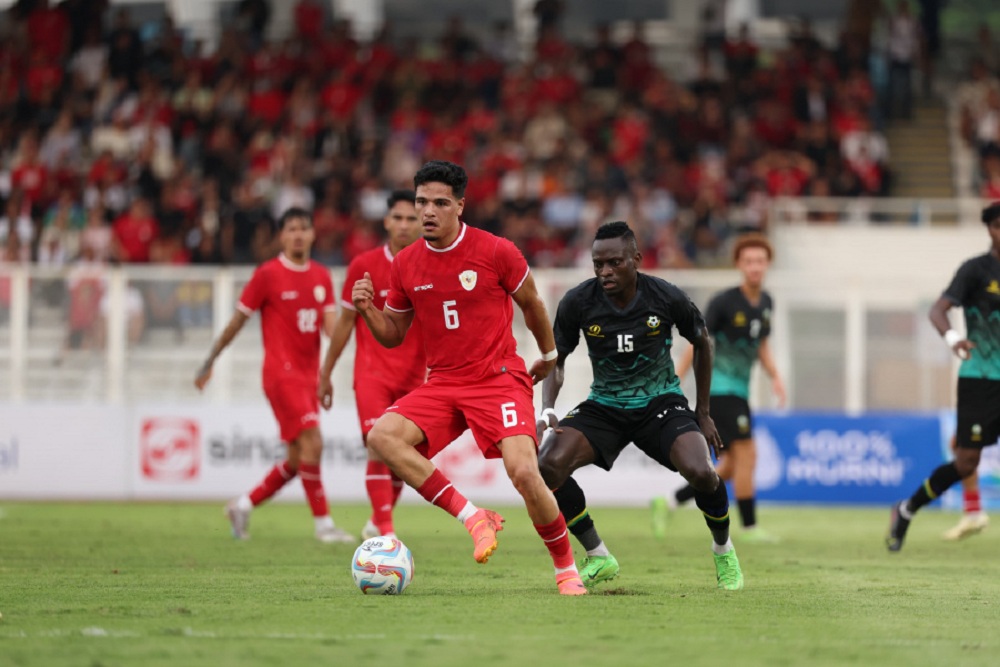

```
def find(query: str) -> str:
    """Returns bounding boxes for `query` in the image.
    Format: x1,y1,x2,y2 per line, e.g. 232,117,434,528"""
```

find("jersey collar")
278,253,310,272
383,244,394,261
424,222,466,253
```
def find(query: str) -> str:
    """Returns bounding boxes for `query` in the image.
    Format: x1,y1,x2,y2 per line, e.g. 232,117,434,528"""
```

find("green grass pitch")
1,501,998,667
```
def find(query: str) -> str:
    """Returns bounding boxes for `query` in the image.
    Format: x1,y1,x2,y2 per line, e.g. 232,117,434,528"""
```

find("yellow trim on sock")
702,511,730,523
566,510,589,528
923,479,938,500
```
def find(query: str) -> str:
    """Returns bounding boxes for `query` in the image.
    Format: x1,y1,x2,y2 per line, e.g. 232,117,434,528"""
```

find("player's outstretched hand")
319,376,334,410
352,271,375,313
698,412,724,458
194,362,212,391
953,339,975,361
528,357,556,384
535,412,560,440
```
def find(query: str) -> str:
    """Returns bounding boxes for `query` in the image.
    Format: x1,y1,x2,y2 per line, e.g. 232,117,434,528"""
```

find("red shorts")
387,370,537,460
264,378,320,443
355,377,422,437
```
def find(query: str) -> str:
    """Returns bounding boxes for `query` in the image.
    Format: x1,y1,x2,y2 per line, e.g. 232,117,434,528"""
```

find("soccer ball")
351,536,414,595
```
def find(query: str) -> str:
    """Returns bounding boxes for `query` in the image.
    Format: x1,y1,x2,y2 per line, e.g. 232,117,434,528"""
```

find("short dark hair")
278,206,312,230
982,202,1000,225
595,221,638,254
414,161,468,198
386,189,415,209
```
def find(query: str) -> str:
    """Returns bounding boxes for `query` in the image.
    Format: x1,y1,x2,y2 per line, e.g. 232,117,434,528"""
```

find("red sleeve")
494,237,530,294
341,256,364,310
385,254,412,312
238,265,267,315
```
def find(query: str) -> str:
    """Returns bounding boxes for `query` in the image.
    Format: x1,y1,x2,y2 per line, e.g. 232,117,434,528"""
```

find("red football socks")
534,515,576,570
248,461,295,506
366,460,395,533
416,469,469,518
298,462,329,518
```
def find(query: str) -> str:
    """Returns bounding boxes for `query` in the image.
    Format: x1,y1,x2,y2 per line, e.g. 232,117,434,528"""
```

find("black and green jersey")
944,253,1000,381
553,273,706,409
704,286,773,399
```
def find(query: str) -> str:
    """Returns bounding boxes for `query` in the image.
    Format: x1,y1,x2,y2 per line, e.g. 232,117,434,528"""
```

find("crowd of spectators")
957,25,1000,199
0,0,896,296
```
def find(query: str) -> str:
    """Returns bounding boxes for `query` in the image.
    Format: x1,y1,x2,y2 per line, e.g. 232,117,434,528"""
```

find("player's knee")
506,461,542,496
687,465,720,493
537,453,567,490
955,457,980,479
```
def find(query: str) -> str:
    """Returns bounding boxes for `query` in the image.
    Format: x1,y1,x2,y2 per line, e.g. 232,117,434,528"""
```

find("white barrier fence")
0,403,684,505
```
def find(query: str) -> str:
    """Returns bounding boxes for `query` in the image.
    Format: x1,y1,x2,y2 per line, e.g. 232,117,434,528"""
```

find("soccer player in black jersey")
536,221,744,590
665,234,786,542
887,202,1000,551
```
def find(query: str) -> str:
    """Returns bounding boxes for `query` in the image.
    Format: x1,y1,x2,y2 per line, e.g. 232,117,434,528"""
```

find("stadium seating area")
0,0,896,278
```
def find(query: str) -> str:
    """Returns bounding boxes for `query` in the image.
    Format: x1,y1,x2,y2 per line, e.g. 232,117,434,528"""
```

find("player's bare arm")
536,354,567,439
511,272,557,384
929,296,974,360
317,308,350,409
756,338,787,408
194,310,249,391
690,326,723,456
352,271,414,348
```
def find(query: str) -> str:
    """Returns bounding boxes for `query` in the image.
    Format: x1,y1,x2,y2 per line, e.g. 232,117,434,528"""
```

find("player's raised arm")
511,272,558,384
353,271,414,348
195,309,249,391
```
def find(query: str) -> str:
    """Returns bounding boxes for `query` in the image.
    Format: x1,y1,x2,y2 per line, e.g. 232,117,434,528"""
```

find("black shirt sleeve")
665,282,707,343
553,290,582,356
943,259,976,307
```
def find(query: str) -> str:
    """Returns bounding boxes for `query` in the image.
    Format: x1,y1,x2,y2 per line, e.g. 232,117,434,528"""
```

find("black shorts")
956,377,1000,449
557,393,702,472
710,395,753,447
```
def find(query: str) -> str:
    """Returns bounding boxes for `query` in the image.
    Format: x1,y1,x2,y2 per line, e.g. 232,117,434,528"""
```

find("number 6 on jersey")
443,300,460,330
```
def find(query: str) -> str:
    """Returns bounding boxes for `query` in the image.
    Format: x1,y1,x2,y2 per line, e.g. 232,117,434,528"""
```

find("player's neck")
610,286,638,309
740,282,762,303
280,252,309,268
426,222,463,250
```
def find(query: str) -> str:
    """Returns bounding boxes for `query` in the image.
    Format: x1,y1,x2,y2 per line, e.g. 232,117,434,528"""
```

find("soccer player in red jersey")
319,189,426,540
195,207,355,544
352,161,586,595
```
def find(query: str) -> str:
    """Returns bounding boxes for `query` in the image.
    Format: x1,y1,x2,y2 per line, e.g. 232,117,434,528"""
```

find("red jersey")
386,224,530,383
238,254,336,385
342,244,426,388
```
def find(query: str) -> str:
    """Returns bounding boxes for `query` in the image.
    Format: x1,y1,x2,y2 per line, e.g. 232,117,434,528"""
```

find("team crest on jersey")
734,311,747,327
314,285,326,303
987,280,1000,295
647,315,660,328
586,324,604,338
459,270,478,291
972,424,983,442
737,415,750,434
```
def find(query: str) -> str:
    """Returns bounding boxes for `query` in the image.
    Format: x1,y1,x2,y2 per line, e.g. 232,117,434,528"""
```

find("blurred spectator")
112,198,160,263
0,194,34,261
841,117,891,196
63,245,106,353
885,0,920,120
